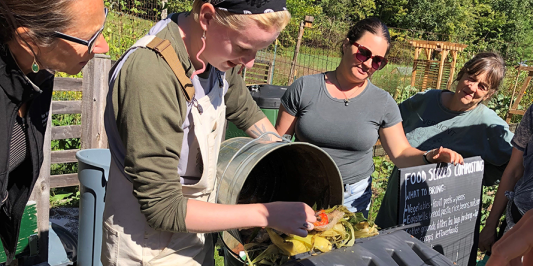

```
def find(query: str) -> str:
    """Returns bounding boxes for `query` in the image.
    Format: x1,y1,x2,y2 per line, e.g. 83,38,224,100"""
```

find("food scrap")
239,205,379,265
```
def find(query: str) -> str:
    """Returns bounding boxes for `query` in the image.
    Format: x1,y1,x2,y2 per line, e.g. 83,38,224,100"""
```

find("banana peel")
266,228,310,256
312,235,333,253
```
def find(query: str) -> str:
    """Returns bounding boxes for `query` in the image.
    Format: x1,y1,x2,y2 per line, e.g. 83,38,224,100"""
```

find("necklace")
333,70,364,106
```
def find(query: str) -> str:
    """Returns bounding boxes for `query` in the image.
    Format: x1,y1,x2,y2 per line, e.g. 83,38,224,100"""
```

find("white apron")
101,36,228,266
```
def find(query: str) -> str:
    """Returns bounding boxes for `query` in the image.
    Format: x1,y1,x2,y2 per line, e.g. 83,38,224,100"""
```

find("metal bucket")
220,231,246,266
216,136,343,243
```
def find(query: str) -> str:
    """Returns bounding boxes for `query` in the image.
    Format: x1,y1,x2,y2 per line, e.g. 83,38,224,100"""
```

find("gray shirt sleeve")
280,77,304,117
381,93,402,128
512,104,533,151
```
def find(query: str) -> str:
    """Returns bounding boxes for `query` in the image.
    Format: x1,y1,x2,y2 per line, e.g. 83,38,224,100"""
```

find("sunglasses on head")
53,8,108,54
352,42,388,70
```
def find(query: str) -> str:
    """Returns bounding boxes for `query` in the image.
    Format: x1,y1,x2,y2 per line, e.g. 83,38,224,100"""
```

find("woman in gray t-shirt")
276,18,463,218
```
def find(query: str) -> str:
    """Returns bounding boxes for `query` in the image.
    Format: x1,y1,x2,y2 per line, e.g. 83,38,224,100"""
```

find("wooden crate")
243,60,272,85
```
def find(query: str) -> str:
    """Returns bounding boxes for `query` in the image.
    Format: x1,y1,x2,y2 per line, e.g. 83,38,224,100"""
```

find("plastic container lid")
250,84,288,109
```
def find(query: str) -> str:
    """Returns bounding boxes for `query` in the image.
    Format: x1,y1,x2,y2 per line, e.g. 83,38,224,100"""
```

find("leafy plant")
393,85,419,104
369,156,395,224
486,92,513,119
50,187,80,208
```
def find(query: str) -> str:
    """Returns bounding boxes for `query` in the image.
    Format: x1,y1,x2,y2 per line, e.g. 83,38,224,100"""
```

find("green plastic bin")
225,84,287,139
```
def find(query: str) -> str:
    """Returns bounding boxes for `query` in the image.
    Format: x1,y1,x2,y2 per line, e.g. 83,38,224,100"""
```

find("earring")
202,31,206,39
31,58,39,73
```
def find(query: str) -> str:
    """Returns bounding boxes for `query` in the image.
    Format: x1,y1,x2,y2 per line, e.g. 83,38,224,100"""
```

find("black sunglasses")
53,8,108,53
352,42,388,70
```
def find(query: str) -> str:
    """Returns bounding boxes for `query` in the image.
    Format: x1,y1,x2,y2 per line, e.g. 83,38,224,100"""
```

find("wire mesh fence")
244,19,532,123
96,3,532,122
104,0,162,59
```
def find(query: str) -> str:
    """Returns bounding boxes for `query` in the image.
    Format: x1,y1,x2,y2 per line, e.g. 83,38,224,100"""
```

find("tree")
317,0,375,22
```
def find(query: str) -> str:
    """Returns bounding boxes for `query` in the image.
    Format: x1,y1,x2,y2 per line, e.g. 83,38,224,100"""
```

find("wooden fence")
25,54,111,264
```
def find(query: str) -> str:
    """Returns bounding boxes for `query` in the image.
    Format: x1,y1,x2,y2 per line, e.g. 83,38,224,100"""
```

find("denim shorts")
343,176,372,218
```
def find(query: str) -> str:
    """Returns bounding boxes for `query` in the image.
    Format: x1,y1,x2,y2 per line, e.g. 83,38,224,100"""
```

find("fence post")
436,49,449,90
446,50,458,90
82,54,111,150
410,47,420,88
27,104,52,264
269,39,278,84
288,20,305,85
161,0,168,19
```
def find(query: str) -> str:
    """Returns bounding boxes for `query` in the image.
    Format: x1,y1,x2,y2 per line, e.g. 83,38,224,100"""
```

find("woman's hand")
487,209,533,266
262,202,317,237
427,146,464,165
478,224,498,253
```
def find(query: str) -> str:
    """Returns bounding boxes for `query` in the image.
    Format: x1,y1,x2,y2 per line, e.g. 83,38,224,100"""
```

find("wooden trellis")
506,66,533,123
409,40,468,91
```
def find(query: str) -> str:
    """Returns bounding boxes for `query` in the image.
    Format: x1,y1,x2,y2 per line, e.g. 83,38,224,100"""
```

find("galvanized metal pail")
216,136,343,243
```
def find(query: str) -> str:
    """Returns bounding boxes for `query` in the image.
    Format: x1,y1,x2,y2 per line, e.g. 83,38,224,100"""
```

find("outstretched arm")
185,200,316,236
379,123,463,168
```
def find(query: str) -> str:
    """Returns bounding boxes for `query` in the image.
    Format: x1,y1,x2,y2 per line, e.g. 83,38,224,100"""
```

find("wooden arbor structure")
506,65,533,123
409,40,468,91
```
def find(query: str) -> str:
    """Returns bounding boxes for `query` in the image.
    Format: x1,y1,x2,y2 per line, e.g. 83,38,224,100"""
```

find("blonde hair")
191,0,291,31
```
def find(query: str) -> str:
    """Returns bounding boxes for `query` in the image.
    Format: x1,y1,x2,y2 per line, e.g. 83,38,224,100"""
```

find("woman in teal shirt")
376,52,514,266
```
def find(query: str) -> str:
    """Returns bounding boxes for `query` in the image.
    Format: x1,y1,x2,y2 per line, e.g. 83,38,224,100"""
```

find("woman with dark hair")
102,1,317,265
376,52,514,265
275,17,463,218
0,0,108,263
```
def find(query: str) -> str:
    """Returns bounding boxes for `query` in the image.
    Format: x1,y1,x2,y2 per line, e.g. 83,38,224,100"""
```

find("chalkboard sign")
398,156,484,266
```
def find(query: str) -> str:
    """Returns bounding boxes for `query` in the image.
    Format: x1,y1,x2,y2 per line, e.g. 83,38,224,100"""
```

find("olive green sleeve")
224,67,266,130
113,48,188,232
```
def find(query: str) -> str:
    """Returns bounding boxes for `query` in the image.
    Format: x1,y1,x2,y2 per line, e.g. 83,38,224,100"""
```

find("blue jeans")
343,176,372,218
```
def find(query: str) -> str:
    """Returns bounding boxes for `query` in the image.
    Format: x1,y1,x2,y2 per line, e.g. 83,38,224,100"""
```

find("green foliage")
369,157,395,224
318,0,376,21
374,0,409,26
486,93,512,119
278,0,322,47
50,187,80,208
104,2,155,60
371,156,395,179
165,0,193,13
479,185,498,231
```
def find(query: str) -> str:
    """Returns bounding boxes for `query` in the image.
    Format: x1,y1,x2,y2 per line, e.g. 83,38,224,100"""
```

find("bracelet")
423,150,432,164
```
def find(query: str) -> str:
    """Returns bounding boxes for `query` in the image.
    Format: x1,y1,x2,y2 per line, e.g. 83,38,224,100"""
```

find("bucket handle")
214,131,288,203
